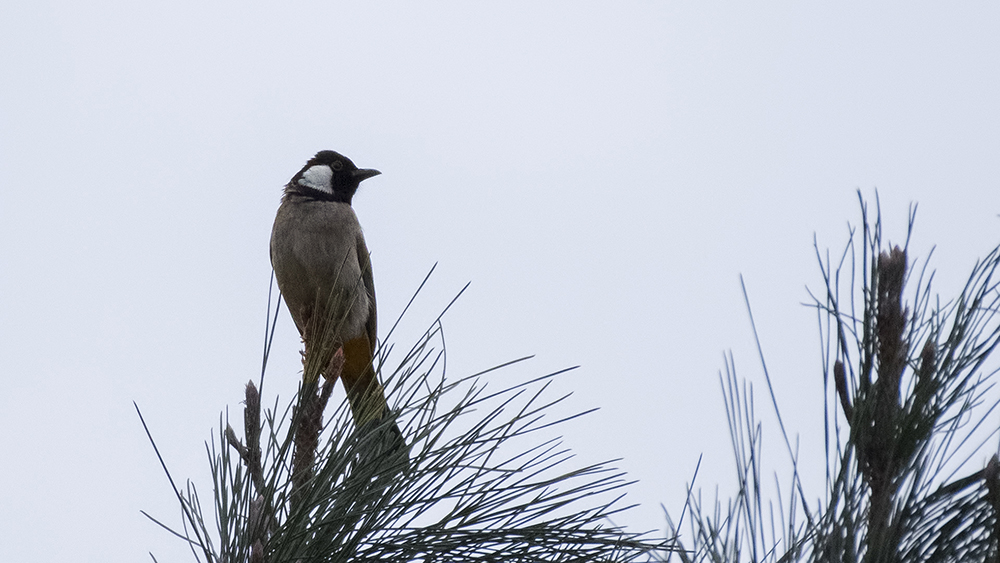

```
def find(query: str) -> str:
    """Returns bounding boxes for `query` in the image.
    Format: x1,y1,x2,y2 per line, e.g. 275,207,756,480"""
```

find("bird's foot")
322,347,345,383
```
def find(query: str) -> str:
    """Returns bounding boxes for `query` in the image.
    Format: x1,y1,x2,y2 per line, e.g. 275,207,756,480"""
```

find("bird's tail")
337,335,409,468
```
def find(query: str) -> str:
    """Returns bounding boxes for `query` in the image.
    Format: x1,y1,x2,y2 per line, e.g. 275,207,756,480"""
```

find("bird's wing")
357,232,377,353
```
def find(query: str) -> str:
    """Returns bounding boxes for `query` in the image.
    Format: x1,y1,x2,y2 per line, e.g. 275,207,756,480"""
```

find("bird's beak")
353,168,381,182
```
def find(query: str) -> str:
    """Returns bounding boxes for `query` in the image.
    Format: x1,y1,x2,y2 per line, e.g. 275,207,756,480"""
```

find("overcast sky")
2,2,999,561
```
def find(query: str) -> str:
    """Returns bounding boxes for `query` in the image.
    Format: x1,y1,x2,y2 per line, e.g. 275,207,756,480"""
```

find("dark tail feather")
356,410,410,478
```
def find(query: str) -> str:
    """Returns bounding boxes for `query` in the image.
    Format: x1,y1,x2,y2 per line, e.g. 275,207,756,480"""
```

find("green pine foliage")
664,194,1000,563
141,271,667,562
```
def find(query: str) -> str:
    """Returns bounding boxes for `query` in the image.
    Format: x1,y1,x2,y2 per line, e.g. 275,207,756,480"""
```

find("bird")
270,150,403,451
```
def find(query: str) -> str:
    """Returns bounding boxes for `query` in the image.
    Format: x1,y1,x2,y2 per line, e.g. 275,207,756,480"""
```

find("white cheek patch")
298,165,333,193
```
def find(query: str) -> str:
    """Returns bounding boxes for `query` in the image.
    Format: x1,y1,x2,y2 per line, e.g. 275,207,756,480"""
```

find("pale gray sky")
2,2,999,561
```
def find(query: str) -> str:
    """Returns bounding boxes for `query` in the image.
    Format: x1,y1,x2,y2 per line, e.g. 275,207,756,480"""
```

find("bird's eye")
331,161,344,171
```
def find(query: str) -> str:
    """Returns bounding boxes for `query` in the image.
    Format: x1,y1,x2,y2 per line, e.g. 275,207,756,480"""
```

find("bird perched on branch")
270,150,403,453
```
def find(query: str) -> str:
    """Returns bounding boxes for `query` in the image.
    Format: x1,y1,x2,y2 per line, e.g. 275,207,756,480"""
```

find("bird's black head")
286,150,381,204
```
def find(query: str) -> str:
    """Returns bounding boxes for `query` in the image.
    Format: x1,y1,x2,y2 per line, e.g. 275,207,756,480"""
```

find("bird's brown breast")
270,198,371,341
